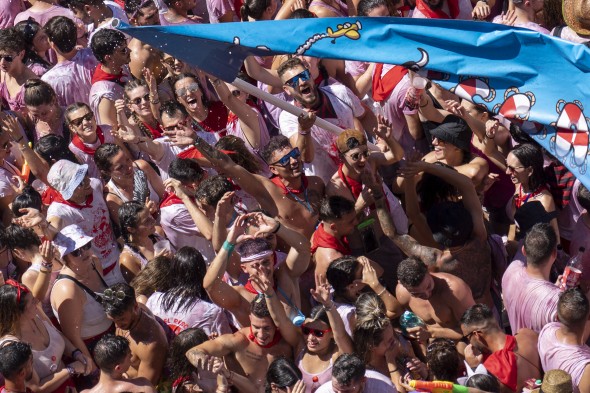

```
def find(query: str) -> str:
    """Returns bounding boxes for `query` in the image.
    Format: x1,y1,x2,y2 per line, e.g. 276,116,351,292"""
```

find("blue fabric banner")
116,18,590,186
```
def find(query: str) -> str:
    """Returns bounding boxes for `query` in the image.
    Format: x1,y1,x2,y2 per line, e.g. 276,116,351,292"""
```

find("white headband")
240,250,274,263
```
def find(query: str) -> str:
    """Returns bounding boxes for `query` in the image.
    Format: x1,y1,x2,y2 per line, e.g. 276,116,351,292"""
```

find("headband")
240,250,274,263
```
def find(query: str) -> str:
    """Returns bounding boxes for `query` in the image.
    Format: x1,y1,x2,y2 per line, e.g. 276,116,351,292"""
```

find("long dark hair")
167,327,209,380
265,357,302,393
511,143,546,191
14,18,51,69
118,201,145,244
160,247,208,313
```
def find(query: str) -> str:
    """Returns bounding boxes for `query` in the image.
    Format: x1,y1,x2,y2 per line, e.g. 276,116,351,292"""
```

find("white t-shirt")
315,369,398,393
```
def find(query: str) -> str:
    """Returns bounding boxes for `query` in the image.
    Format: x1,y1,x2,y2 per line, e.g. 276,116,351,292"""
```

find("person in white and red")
46,159,124,285
412,0,473,20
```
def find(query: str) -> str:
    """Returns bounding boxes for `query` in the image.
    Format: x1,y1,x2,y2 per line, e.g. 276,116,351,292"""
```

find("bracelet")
222,240,235,254
65,365,76,376
323,302,334,311
71,349,82,358
388,368,398,374
264,293,273,298
39,269,50,275
150,99,160,105
298,129,310,136
271,222,281,234
376,287,387,296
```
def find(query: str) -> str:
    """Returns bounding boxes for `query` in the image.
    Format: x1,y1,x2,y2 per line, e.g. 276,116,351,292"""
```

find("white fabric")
68,125,114,180
315,369,398,393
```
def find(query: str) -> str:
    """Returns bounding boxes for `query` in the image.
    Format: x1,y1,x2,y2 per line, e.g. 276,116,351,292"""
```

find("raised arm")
163,178,213,240
358,257,402,319
370,115,405,167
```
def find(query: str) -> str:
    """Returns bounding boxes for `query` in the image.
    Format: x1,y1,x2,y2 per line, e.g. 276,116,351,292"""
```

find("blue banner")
116,18,590,186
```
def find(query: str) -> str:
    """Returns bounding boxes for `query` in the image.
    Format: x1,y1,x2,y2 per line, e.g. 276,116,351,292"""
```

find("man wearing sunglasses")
277,57,378,183
460,304,541,393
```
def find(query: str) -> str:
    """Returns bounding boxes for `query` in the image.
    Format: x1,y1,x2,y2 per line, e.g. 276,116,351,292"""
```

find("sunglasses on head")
70,113,94,127
301,325,332,338
103,288,127,301
0,55,14,63
130,93,150,106
271,147,300,167
71,242,92,257
176,83,200,97
284,69,311,88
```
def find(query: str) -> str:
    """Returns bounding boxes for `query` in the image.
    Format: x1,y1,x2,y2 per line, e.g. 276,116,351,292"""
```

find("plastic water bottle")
400,311,425,335
560,246,585,291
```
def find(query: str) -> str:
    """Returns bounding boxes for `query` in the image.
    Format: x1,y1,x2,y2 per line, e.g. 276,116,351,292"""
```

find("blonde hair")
353,293,390,364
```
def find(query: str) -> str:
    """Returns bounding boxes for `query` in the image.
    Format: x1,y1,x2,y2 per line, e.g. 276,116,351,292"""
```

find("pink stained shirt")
411,0,473,19
538,322,590,393
0,0,25,28
0,80,25,113
501,258,560,333
552,26,590,44
42,48,98,107
207,0,240,23
89,80,125,127
14,5,83,27
492,16,550,34
569,215,590,281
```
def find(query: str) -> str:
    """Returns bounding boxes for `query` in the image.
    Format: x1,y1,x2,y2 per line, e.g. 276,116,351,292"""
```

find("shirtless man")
396,257,475,343
204,212,310,327
186,297,293,391
101,283,168,386
461,304,541,393
82,335,157,393
193,133,324,237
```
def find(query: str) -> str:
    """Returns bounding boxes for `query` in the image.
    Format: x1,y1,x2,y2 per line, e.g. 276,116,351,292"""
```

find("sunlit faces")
161,112,188,132
432,137,460,161
163,55,185,75
67,107,97,140
70,175,93,202
281,66,318,107
0,50,23,73
135,4,160,26
344,262,365,301
406,274,435,300
174,77,204,113
27,102,58,123
269,146,303,178
302,319,333,353
249,314,277,346
107,307,138,331
110,44,131,66
331,378,365,393
130,208,157,237
108,150,134,181
240,256,274,278
32,29,50,54
127,86,152,117
505,152,531,186
342,145,369,175
330,210,359,238
372,324,398,357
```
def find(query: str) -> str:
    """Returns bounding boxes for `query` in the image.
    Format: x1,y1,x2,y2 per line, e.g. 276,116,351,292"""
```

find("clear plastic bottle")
560,246,585,291
402,76,427,115
399,310,425,335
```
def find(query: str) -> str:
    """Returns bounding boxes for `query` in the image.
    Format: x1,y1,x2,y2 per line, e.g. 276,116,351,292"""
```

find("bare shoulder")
515,328,539,343
326,175,348,197
395,283,411,305
434,272,470,292
307,175,325,190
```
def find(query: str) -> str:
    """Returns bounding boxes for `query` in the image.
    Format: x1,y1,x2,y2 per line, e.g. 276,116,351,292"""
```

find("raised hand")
39,240,54,266
397,160,427,179
497,10,517,26
226,213,255,244
249,269,273,294
142,67,158,94
472,0,490,20
112,125,141,144
359,256,379,288
485,119,499,140
443,99,468,118
145,197,157,215
288,380,306,393
310,274,333,306
12,208,46,228
163,178,190,200
248,212,280,238
0,112,25,142
215,191,235,218
374,114,393,141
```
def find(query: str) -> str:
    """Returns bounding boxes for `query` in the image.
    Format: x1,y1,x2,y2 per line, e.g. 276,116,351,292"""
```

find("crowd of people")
0,0,589,392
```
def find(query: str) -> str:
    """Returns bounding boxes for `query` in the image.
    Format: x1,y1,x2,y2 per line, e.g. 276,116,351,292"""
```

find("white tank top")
106,167,161,205
32,319,66,380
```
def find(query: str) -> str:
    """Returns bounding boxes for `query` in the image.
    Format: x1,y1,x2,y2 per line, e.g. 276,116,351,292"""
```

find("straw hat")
531,370,573,393
563,0,590,36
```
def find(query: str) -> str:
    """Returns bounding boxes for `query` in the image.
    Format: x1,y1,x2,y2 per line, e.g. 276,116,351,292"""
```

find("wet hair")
0,285,26,337
353,293,390,363
93,335,131,373
397,257,428,288
277,57,306,79
12,186,42,217
557,288,590,327
23,79,57,107
326,256,359,299
159,100,188,120
250,295,272,319
319,196,355,223
102,283,137,318
160,247,208,313
14,19,51,69
357,0,388,15
465,374,501,391
260,135,291,164
168,158,206,184
289,8,317,18
64,102,93,129
90,29,127,64
35,135,79,164
265,357,302,393
130,255,173,298
195,175,234,207
236,237,273,259
118,201,146,244
0,28,25,55
168,327,209,380
332,353,366,386
418,165,461,212
460,304,495,329
215,135,261,174
427,201,473,248
0,341,32,380
510,143,546,191
3,225,41,250
426,339,461,381
577,184,590,212
524,223,557,266
44,16,77,54
172,73,210,108
241,0,272,21
94,143,122,176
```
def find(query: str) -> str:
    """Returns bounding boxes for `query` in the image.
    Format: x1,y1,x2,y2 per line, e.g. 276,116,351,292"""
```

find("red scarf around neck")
270,175,308,196
483,334,518,392
248,325,282,348
71,126,105,155
372,64,408,102
160,192,192,209
311,223,351,255
91,65,127,86
337,164,390,211
177,146,235,160
53,190,94,209
143,121,164,139
415,0,459,19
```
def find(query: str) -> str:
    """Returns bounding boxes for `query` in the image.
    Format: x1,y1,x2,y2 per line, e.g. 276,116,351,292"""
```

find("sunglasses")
284,69,311,88
347,149,369,162
71,242,92,257
130,93,150,106
163,57,175,67
506,164,525,173
302,325,332,338
103,288,127,301
70,113,94,127
461,330,478,344
0,55,14,63
5,279,30,304
271,147,300,167
175,83,200,97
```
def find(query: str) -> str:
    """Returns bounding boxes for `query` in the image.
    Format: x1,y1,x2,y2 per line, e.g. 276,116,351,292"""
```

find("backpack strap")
56,274,103,304
552,25,565,37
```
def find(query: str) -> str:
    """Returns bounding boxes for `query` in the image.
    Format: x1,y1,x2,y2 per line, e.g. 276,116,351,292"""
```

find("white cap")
53,224,93,258
47,160,88,200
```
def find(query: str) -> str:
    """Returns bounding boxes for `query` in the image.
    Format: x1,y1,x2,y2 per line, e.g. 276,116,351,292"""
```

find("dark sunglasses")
284,69,311,88
461,330,478,344
0,55,14,63
103,288,127,301
70,113,94,127
71,242,92,257
347,150,369,162
131,93,150,106
302,325,332,338
271,147,300,167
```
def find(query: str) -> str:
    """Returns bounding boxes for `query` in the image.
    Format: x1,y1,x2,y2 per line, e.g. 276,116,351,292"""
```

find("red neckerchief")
244,276,277,294
483,335,518,392
91,65,127,86
71,126,104,155
42,187,60,206
172,376,191,389
415,0,459,19
307,91,338,120
143,121,164,139
311,223,351,255
514,184,548,209
52,190,94,209
248,325,282,348
159,192,195,209
338,164,363,199
314,73,324,86
199,100,229,136
177,146,235,160
270,175,308,195
372,64,408,102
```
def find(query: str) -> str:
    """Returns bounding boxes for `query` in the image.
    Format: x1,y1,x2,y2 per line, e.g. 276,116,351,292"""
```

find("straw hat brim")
563,0,590,36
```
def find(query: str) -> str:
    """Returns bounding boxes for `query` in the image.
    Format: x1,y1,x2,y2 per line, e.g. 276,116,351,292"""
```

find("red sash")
338,164,363,199
270,175,308,196
483,334,518,392
71,126,104,155
91,65,127,86
311,223,351,255
415,0,459,19
177,146,235,160
42,187,61,206
372,64,408,102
